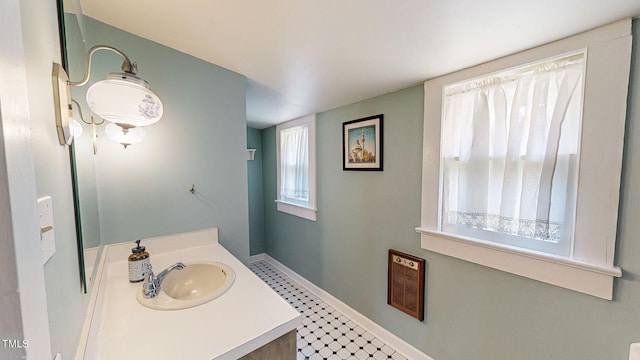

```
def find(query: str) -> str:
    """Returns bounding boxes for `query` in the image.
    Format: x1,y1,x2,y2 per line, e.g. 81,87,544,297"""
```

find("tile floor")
250,260,408,360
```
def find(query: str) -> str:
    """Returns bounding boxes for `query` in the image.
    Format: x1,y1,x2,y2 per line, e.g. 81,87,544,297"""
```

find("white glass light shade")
71,119,83,139
86,73,163,127
105,122,145,148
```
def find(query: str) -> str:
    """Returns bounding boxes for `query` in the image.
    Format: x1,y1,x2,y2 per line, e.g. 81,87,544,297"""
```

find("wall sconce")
52,45,163,146
70,98,145,151
70,99,103,154
104,123,146,148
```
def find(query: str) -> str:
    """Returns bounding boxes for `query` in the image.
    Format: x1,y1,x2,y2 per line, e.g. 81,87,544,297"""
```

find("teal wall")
262,84,428,346
80,17,250,263
260,21,640,360
247,127,265,255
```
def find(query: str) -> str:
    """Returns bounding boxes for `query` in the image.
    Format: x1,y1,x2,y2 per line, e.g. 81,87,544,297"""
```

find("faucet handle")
142,261,153,277
142,262,157,298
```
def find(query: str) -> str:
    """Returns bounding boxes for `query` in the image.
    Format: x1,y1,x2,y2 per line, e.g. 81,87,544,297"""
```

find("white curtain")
281,125,309,202
441,58,583,249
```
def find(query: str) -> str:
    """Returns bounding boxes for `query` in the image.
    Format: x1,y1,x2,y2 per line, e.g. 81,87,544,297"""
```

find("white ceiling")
72,0,640,129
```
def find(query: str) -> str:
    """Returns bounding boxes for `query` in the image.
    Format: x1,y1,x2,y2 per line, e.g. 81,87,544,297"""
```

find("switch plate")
630,343,640,360
37,196,56,264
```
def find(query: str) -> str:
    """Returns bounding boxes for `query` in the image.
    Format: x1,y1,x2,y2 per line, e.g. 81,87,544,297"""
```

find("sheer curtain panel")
441,53,584,256
280,125,309,204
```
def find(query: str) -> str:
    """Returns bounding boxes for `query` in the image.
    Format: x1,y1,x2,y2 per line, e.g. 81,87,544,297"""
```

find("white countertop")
81,228,300,360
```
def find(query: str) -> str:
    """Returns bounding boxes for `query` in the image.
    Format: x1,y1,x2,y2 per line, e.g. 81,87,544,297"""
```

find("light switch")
37,196,56,264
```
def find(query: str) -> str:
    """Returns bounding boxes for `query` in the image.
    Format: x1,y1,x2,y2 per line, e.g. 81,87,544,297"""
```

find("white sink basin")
137,261,235,310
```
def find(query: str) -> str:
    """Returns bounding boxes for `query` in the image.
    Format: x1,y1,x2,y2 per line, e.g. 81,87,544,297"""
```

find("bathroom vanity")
75,228,300,359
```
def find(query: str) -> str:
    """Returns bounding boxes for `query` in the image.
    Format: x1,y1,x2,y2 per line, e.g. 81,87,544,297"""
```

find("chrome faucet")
142,262,186,299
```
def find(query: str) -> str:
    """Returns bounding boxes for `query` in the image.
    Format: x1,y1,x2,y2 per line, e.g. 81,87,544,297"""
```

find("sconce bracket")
52,63,73,145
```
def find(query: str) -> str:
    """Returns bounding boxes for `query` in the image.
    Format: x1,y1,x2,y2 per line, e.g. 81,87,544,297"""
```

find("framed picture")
342,114,383,171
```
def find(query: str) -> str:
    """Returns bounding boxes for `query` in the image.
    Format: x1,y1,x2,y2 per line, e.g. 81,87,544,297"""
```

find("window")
276,114,317,221
417,20,632,299
440,52,584,257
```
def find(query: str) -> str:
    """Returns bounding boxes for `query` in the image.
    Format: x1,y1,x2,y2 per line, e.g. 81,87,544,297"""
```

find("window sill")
275,200,317,221
415,227,621,300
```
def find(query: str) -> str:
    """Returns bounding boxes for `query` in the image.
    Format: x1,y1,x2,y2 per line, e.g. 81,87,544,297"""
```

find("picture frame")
342,114,383,171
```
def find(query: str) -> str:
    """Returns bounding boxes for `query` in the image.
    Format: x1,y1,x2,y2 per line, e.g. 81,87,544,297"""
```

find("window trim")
417,19,632,299
275,114,317,221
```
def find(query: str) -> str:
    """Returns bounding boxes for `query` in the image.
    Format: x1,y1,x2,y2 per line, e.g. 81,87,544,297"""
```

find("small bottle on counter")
128,240,150,283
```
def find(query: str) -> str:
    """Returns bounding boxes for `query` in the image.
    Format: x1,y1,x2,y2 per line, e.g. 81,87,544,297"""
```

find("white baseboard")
252,253,434,360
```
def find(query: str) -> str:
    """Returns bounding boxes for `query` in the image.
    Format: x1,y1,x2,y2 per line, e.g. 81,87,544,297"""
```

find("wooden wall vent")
387,249,425,321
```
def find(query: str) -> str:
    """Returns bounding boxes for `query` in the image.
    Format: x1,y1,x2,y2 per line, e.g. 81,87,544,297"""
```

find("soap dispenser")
128,240,150,283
